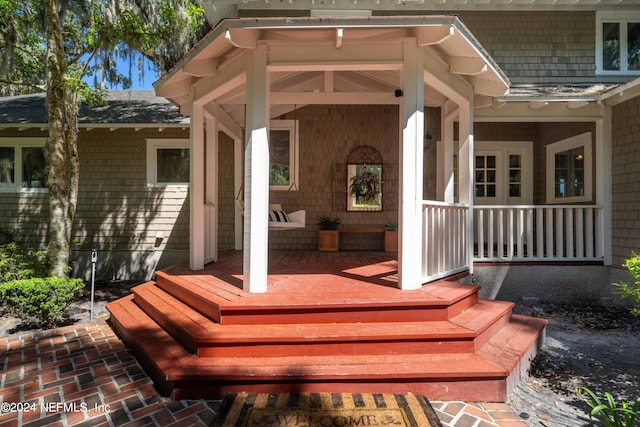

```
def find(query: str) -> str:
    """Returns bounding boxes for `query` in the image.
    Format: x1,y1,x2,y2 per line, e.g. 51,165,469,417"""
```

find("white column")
398,40,424,290
458,100,474,274
243,45,270,293
190,102,205,270
597,113,612,265
205,115,219,263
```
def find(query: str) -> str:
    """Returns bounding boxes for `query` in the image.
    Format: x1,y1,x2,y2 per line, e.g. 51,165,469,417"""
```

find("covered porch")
156,15,511,292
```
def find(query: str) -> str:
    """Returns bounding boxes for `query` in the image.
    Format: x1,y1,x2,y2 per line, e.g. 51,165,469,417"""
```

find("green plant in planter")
349,165,381,204
580,387,640,427
317,216,341,230
384,221,398,231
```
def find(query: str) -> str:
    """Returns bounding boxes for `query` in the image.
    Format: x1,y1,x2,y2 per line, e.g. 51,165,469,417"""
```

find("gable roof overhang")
155,15,510,125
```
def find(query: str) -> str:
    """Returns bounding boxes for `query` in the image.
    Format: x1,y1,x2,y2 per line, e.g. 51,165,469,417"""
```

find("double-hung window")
146,139,190,186
596,11,640,74
0,138,46,192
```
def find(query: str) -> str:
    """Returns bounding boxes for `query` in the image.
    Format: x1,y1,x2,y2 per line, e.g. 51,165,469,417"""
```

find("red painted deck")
106,250,547,402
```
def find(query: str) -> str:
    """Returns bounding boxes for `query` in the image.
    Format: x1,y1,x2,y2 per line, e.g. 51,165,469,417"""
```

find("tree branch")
0,79,46,92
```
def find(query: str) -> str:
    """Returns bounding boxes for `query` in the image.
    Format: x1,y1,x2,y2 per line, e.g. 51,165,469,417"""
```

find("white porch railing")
473,205,604,262
421,202,605,282
422,201,470,282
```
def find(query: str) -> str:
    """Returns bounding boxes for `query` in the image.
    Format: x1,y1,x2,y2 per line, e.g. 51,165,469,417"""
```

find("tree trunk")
45,0,79,277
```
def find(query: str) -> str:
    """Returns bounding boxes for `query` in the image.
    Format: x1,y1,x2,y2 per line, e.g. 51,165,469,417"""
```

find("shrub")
0,242,50,283
0,277,84,328
616,252,640,317
580,387,640,427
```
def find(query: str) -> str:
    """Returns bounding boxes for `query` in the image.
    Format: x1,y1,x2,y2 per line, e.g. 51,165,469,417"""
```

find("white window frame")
545,132,592,204
596,11,640,75
474,141,534,205
269,120,299,191
146,139,190,186
0,138,47,193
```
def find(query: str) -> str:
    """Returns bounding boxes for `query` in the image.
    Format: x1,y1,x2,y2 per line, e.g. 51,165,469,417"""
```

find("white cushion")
269,210,290,223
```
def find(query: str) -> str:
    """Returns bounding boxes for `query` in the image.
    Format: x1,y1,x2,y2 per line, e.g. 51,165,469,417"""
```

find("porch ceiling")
156,16,509,124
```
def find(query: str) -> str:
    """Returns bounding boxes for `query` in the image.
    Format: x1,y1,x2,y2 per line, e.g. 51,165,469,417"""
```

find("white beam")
271,91,399,105
204,116,218,264
243,45,270,293
155,77,193,98
192,52,249,106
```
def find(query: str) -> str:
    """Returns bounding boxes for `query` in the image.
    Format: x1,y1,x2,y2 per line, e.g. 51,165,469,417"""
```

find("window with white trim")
596,11,640,74
0,138,46,192
545,132,592,204
146,139,190,186
269,120,299,191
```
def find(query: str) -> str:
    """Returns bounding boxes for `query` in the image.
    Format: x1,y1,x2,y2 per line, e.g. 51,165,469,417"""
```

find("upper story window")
0,138,46,192
596,11,640,75
546,132,592,204
269,120,299,191
146,139,190,186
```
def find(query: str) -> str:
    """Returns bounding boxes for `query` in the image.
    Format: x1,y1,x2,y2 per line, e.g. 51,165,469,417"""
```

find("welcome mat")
213,392,442,427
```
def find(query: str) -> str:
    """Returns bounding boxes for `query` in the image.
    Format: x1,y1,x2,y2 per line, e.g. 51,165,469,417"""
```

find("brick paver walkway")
0,321,527,426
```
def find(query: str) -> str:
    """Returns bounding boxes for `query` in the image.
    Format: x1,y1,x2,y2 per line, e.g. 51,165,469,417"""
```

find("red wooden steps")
106,270,547,402
107,294,536,402
131,282,514,358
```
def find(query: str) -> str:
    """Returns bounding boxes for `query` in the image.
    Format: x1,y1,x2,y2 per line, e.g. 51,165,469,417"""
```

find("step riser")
217,305,470,325
197,340,476,358
155,275,223,323
156,274,479,325
171,379,508,402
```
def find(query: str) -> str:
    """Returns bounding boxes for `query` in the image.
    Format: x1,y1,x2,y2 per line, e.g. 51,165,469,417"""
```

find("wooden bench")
338,227,386,251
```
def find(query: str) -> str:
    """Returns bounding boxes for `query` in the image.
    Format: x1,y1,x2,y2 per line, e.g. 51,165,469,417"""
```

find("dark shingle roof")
0,91,189,126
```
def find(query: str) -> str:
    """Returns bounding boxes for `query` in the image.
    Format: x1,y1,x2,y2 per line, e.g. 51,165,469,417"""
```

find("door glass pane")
22,147,45,188
628,22,640,71
603,22,621,71
0,147,15,185
509,154,521,198
475,155,497,198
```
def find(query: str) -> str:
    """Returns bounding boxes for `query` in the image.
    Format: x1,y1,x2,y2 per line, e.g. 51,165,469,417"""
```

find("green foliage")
0,277,84,328
317,216,341,230
580,387,640,427
0,242,50,283
615,252,640,317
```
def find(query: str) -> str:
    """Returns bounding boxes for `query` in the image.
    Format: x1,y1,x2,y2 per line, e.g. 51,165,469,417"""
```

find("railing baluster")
536,207,544,259
576,208,584,259
477,209,484,259
586,208,594,259
566,208,574,259
546,208,554,258
555,208,564,259
527,208,534,259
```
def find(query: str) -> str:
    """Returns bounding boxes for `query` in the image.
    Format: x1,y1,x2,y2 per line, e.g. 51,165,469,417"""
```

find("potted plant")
317,216,340,252
384,221,398,253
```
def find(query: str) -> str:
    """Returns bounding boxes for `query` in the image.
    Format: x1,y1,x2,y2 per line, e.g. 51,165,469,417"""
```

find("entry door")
474,142,532,206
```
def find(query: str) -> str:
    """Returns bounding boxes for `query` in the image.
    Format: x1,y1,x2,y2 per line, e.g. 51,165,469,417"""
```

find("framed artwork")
347,163,382,211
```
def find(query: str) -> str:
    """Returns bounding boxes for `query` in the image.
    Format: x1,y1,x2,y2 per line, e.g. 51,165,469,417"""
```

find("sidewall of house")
611,95,640,273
